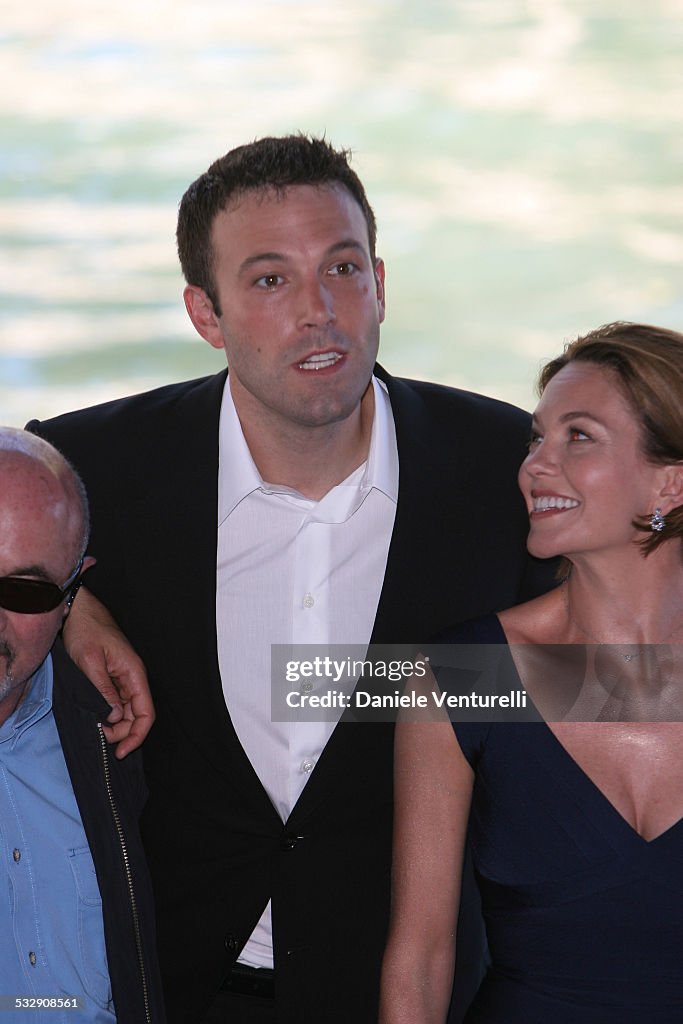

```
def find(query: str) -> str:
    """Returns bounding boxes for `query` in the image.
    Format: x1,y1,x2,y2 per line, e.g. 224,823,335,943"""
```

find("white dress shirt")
216,376,398,968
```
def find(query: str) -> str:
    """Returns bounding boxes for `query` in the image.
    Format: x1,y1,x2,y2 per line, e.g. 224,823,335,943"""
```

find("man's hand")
63,586,155,758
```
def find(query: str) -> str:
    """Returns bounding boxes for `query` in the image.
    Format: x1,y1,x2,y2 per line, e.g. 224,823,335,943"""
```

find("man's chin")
0,676,18,706
0,658,32,711
294,380,374,429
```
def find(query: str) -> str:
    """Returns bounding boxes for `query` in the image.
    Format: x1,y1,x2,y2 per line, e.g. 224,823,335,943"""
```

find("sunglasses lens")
0,578,64,614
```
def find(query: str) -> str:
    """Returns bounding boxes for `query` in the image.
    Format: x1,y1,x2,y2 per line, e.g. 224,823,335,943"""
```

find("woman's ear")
658,462,683,512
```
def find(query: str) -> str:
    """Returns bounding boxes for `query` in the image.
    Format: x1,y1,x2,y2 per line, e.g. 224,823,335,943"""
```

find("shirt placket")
288,513,332,810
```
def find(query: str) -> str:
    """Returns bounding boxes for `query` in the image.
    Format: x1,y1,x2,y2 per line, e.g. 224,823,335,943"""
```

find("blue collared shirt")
0,656,116,1023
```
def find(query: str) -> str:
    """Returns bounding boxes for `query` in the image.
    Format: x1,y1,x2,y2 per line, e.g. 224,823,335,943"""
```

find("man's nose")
297,277,336,328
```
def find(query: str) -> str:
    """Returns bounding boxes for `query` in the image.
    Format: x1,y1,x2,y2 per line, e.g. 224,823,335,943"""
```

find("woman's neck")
562,544,683,645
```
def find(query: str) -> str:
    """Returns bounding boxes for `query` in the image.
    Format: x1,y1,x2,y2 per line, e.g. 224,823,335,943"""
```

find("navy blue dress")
442,614,683,1023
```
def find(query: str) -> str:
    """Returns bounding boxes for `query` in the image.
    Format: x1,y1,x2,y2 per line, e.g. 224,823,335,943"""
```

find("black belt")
221,962,275,999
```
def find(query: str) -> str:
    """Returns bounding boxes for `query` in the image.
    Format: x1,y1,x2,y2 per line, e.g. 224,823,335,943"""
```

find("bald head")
0,427,89,566
0,428,91,721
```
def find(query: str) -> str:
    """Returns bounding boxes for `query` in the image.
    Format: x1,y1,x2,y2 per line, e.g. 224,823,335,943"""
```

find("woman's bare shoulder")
498,586,567,644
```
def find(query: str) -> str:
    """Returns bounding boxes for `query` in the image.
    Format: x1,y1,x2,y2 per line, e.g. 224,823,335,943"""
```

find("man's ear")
63,556,97,619
183,285,225,350
374,258,386,325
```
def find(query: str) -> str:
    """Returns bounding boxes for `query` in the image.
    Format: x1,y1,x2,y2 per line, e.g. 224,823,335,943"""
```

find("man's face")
185,183,385,438
0,462,77,717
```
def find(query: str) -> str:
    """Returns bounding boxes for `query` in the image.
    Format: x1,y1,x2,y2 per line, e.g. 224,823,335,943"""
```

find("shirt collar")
366,376,399,503
0,655,53,744
218,375,398,525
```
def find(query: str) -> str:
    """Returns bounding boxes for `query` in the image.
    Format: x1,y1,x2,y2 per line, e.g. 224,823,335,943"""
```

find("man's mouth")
298,352,344,371
532,495,580,512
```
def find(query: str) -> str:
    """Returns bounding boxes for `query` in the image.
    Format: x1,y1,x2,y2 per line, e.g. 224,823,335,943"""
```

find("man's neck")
236,386,376,501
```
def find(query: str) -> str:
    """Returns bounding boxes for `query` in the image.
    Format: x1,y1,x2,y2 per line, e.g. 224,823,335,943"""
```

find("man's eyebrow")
3,564,52,582
239,252,287,273
326,239,366,256
238,239,368,275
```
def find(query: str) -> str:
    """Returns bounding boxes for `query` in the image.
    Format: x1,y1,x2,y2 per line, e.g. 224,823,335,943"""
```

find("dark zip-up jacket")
51,640,165,1024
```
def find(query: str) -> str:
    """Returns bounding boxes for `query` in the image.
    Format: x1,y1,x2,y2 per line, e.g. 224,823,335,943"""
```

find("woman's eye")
527,433,542,449
568,427,590,442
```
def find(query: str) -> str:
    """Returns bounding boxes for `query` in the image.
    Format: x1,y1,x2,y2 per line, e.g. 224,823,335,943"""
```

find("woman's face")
519,361,666,562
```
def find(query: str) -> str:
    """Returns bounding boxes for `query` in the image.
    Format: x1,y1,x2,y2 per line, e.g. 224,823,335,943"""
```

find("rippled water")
2,0,683,425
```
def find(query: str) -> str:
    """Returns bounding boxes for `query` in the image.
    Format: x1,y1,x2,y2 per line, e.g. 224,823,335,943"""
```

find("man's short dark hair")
176,134,377,315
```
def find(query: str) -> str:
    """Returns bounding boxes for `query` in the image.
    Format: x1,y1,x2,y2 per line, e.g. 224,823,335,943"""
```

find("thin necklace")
563,585,683,661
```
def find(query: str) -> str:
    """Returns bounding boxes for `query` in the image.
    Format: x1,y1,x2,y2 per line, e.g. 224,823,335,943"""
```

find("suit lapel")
122,370,280,821
369,367,458,643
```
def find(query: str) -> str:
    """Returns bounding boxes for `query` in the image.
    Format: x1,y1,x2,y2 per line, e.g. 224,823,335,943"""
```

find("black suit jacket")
29,366,550,1023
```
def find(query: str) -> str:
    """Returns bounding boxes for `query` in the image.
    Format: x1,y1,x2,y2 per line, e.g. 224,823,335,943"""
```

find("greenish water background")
2,0,683,425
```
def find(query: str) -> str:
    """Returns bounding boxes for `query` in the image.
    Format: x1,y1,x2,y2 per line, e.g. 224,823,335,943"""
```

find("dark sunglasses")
0,557,88,614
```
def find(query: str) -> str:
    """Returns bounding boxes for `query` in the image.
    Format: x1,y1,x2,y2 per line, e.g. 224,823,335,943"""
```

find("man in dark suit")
29,136,549,1024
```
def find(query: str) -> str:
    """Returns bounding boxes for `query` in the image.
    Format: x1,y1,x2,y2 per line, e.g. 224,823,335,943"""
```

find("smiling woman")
533,322,683,558
521,360,670,563
381,321,683,1024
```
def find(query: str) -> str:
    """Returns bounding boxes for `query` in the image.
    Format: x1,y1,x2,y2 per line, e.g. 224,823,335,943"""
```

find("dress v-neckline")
534,721,683,846
489,613,683,846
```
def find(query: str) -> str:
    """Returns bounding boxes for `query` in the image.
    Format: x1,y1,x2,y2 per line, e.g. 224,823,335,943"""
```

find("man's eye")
329,262,356,276
256,274,283,288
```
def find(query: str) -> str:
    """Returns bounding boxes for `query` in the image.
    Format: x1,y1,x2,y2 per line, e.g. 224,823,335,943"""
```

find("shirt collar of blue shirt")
0,655,53,746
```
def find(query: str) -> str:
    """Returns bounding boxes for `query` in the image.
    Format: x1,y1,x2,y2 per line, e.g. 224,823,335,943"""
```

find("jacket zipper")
97,724,152,1024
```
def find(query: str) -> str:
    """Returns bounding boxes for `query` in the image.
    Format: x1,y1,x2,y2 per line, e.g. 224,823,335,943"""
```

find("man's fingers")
101,719,132,744
61,586,155,755
76,647,124,706
106,703,125,724
113,714,155,759
101,695,154,757
109,659,155,718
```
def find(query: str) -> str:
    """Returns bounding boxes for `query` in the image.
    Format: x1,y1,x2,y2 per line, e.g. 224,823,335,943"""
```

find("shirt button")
301,759,315,774
13,849,21,863
300,681,313,693
281,833,302,850
29,952,37,966
303,593,315,609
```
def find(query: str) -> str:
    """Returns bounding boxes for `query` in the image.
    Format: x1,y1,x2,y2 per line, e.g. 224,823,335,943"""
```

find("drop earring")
650,507,666,532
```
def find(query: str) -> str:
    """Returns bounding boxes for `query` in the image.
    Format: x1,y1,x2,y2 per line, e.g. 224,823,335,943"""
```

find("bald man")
0,428,165,1023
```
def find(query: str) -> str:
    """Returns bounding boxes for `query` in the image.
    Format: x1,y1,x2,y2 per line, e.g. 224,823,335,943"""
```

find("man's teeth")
533,496,580,511
298,352,343,370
